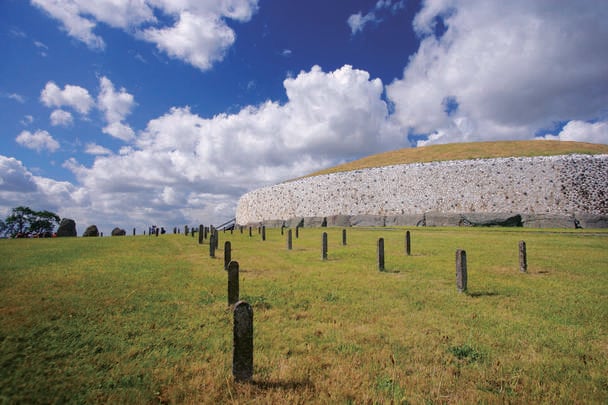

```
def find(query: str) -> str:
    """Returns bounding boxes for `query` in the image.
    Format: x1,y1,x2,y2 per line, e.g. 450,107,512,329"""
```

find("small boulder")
83,225,99,237
56,218,77,237
111,227,126,236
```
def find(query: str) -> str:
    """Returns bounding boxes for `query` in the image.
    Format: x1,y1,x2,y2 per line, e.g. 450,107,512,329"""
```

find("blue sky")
1,0,607,233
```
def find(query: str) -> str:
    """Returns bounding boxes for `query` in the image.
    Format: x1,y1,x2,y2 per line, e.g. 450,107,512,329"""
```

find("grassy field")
302,140,608,178
1,227,607,404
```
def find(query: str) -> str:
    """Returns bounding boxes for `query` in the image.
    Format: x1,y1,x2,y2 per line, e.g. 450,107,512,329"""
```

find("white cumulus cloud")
50,109,73,126
543,121,608,144
386,0,608,146
97,77,136,141
15,130,60,153
40,81,94,115
57,65,403,228
31,0,259,71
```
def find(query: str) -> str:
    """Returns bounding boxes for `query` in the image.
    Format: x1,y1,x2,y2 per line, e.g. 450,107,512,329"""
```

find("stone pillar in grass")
377,238,385,271
228,261,239,305
133,227,136,236
405,231,411,256
198,225,204,244
287,229,293,250
233,300,253,382
295,226,299,239
342,229,347,246
456,249,467,293
224,241,232,270
262,226,266,241
322,232,328,260
156,228,159,237
209,234,216,258
248,227,252,237
519,241,527,273
214,229,219,249
184,225,189,236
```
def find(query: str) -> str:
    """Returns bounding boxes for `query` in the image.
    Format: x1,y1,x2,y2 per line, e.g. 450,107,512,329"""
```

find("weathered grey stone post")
456,249,467,293
198,224,204,244
322,232,328,260
261,226,266,241
248,227,252,237
405,230,411,256
287,229,292,250
519,241,527,273
156,228,159,237
295,226,299,239
228,260,239,305
233,300,253,382
209,233,216,258
224,241,232,270
133,227,136,236
281,225,284,235
342,229,347,246
377,238,385,271
184,225,189,236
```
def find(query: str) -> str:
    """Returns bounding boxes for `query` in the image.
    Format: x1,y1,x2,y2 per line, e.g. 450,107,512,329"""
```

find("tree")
3,206,61,237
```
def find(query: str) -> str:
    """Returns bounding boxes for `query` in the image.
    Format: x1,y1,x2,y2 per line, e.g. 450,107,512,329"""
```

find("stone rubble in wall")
235,154,608,227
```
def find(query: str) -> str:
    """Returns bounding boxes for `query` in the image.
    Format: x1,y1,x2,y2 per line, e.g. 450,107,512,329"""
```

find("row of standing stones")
193,225,530,383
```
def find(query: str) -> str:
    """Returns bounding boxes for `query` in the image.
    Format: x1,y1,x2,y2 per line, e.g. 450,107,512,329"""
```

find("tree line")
0,206,61,238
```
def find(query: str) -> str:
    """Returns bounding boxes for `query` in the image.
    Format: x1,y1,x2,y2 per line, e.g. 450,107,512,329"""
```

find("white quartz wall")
236,154,608,225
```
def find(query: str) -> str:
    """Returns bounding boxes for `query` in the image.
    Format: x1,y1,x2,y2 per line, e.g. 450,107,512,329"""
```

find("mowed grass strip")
1,227,607,403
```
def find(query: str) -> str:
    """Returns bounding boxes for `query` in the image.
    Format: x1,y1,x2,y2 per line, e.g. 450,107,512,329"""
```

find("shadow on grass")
467,291,499,298
251,379,314,391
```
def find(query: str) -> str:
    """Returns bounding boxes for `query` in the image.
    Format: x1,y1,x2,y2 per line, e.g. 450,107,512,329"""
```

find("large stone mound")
236,154,608,229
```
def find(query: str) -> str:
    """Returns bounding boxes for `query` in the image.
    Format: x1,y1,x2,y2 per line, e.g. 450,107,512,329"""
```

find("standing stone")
224,241,232,270
456,249,467,293
295,226,299,239
248,227,252,237
133,227,136,236
342,229,347,246
57,218,77,237
377,238,385,271
233,301,253,382
281,225,284,235
199,225,204,244
228,261,239,305
322,232,328,260
214,229,219,249
209,234,216,258
405,231,411,256
111,227,126,236
184,225,189,236
287,229,293,250
156,228,159,237
519,241,527,273
83,225,99,237
262,226,266,241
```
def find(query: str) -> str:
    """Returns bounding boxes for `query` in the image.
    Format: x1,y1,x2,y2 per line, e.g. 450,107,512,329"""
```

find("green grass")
301,140,608,178
1,228,607,403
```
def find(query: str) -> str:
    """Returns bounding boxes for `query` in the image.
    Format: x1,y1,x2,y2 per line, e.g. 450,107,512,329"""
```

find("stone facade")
236,154,608,228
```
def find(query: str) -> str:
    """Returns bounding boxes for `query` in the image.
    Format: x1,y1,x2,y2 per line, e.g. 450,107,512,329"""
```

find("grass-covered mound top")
304,140,608,178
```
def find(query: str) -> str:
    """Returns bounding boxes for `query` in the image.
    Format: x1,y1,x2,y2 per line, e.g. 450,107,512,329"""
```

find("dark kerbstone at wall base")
326,215,351,227
576,214,608,229
521,214,577,228
350,215,386,227
56,218,77,237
